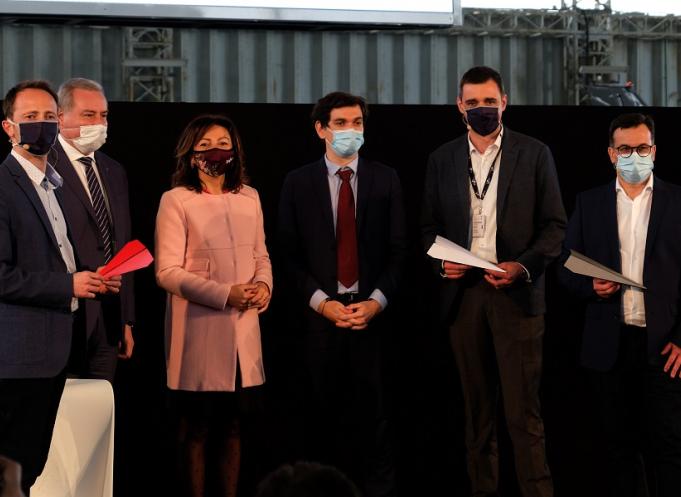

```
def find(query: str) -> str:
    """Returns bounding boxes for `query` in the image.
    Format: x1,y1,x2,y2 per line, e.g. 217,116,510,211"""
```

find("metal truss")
122,27,185,102
427,2,681,104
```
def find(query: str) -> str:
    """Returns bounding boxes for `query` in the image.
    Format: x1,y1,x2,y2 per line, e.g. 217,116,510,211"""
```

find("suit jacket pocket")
0,304,47,365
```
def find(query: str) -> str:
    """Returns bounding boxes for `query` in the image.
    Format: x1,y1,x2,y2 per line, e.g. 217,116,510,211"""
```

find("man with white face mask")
559,113,681,497
54,78,135,382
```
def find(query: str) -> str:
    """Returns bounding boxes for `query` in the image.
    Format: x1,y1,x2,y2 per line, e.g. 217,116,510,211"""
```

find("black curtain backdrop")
3,103,680,497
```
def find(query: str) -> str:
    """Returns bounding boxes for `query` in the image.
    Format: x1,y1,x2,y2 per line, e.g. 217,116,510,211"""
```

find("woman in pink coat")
155,114,272,497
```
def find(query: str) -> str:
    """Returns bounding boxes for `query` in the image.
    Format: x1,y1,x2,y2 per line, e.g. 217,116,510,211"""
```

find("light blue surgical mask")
616,152,654,184
329,129,364,158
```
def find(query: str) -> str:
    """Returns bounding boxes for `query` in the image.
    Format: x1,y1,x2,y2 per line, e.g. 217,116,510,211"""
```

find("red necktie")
336,168,358,288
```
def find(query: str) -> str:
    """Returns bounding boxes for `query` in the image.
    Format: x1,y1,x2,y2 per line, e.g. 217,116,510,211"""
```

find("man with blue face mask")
422,66,566,497
0,80,116,496
278,91,406,497
53,78,135,383
559,113,681,497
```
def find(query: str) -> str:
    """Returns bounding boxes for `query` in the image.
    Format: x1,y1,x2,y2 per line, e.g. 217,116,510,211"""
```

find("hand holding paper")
427,235,506,273
99,240,154,278
564,249,645,289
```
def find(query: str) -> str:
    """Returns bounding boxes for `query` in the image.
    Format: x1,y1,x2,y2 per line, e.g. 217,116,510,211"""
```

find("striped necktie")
77,156,113,262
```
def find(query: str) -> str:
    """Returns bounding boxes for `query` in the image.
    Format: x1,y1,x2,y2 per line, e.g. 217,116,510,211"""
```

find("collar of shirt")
11,149,63,190
58,134,95,164
467,126,504,157
615,173,654,196
324,155,358,177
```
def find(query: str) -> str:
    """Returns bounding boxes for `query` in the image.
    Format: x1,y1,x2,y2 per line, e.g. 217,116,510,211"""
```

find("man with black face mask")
53,78,135,383
0,80,118,495
421,66,566,497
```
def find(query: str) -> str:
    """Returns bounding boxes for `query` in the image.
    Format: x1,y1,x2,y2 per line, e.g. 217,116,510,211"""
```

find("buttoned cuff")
309,289,330,313
369,289,388,310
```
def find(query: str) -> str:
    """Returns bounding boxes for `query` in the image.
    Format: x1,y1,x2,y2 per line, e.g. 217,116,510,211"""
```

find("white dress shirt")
616,175,653,327
12,150,78,311
468,129,503,263
308,155,388,312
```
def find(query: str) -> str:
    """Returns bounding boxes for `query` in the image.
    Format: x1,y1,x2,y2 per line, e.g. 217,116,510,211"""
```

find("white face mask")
71,124,107,155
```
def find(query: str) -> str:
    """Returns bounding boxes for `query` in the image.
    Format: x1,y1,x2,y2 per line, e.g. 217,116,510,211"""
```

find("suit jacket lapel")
452,138,471,246
496,130,518,222
312,158,335,238
356,158,373,233
603,181,621,272
6,157,61,253
645,177,666,265
53,141,98,225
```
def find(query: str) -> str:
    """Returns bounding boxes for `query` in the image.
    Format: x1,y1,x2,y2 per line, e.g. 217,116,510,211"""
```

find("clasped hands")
441,260,526,289
72,266,122,299
228,282,271,313
317,298,382,330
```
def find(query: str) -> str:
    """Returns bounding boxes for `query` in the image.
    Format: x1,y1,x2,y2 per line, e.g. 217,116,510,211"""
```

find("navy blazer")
277,157,407,332
0,154,74,378
558,176,681,371
421,128,567,319
52,141,135,342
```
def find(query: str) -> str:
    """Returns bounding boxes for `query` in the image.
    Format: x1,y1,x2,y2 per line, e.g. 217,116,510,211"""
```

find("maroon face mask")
193,148,235,177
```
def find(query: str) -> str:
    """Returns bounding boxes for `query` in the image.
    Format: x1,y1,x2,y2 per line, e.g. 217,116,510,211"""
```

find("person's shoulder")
430,134,467,158
284,158,324,182
575,181,614,206
505,128,548,150
654,177,681,200
161,186,199,203
94,150,126,173
238,183,260,200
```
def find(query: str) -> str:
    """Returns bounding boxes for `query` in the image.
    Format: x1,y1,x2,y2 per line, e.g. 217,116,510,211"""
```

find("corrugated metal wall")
0,19,679,106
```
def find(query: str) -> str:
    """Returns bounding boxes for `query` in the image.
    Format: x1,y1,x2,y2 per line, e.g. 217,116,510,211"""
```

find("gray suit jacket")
0,154,74,378
421,127,567,319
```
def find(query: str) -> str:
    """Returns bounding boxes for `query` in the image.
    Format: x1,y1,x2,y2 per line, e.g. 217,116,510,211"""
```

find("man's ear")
314,121,326,140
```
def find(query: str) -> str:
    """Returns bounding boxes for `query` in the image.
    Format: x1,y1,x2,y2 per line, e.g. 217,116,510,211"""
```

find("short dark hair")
459,66,505,96
172,114,248,193
310,91,368,128
608,113,655,146
255,462,361,497
2,80,59,119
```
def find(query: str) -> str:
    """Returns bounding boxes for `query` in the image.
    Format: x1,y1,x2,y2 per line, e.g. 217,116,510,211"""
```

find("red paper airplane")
99,240,153,278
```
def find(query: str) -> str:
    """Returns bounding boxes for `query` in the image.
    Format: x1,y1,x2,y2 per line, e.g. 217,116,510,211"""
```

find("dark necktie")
77,156,113,262
336,168,358,288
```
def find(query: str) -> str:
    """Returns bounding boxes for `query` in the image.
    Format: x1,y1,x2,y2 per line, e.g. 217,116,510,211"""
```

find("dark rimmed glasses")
615,144,653,158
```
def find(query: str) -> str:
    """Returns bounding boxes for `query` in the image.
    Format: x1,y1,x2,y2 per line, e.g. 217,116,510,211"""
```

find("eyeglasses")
615,144,653,158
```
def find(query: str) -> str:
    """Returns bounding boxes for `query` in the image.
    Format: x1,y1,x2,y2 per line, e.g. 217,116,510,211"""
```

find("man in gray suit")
421,66,566,497
0,80,116,495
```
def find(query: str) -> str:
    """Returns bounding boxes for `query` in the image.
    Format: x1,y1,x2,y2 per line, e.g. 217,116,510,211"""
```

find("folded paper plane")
99,240,153,278
564,249,645,289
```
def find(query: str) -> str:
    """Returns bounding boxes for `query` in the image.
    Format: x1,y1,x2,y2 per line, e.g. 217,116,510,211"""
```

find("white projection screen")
0,0,462,25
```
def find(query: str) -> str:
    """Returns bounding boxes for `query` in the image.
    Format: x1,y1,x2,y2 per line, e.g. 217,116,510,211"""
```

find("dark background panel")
2,103,679,497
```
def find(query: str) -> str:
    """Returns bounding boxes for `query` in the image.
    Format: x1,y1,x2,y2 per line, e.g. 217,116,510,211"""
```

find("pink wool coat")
155,185,273,391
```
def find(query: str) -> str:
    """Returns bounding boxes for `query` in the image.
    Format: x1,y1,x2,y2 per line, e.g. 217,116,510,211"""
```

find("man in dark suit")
0,80,114,495
53,78,135,382
421,66,566,497
558,113,681,497
278,91,406,497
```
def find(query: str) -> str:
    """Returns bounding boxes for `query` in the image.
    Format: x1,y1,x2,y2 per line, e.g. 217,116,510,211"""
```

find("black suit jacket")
0,154,74,378
421,128,567,319
558,177,681,371
52,140,134,342
277,157,407,332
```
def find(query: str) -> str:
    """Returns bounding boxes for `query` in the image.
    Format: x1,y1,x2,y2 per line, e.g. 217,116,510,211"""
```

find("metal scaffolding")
122,27,185,102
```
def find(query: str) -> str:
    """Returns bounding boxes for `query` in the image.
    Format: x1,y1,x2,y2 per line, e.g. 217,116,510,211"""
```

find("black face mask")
11,120,59,156
193,148,235,177
465,107,501,136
